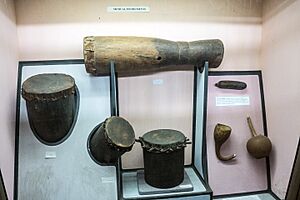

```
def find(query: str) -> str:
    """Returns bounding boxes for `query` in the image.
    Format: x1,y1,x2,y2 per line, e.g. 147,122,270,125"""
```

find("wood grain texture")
83,36,224,75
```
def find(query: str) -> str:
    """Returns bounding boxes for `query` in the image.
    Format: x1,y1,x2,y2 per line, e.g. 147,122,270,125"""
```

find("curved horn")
214,123,237,161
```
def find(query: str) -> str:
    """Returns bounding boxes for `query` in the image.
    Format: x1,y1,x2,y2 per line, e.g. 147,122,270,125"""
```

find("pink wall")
15,0,262,72
0,0,18,199
2,1,300,199
8,0,265,199
207,75,268,195
261,0,300,198
119,71,194,169
14,1,263,184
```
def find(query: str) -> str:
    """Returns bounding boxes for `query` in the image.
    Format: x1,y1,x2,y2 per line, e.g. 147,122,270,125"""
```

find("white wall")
0,0,18,199
261,0,300,198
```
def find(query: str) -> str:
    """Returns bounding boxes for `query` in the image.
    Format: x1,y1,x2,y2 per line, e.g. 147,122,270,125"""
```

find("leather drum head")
105,116,135,149
140,129,187,153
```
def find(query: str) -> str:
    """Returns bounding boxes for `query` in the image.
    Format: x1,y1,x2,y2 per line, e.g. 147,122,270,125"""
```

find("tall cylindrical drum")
83,36,224,75
22,73,77,145
138,129,190,188
88,116,135,165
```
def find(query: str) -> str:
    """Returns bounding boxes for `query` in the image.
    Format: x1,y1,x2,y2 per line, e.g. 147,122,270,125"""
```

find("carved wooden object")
83,36,224,75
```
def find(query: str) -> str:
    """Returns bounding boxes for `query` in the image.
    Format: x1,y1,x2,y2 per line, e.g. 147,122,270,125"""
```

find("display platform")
137,170,193,195
122,167,211,200
214,193,279,200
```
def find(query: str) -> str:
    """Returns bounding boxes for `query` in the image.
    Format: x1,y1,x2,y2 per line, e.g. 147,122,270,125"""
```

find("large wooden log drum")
137,129,190,188
83,36,224,75
88,116,135,165
21,73,78,145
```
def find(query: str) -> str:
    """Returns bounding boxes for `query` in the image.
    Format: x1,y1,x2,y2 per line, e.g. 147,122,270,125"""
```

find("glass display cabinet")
14,60,282,200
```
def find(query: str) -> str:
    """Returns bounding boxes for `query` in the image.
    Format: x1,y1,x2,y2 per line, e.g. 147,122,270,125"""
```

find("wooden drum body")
88,116,135,165
137,129,190,188
22,73,78,145
83,36,224,75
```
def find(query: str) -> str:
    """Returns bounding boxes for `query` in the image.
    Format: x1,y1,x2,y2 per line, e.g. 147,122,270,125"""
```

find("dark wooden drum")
88,116,135,165
22,73,77,145
137,129,190,188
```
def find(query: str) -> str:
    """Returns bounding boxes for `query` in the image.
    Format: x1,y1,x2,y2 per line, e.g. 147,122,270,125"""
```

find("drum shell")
89,123,128,164
83,36,224,75
143,148,185,188
26,94,76,144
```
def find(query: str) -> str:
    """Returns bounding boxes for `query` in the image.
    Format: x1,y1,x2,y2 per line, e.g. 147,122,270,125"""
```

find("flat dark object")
137,170,193,195
215,80,247,90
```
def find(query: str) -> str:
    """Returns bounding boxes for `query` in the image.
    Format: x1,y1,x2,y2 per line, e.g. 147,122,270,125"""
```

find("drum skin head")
105,116,135,148
22,73,75,101
143,129,186,146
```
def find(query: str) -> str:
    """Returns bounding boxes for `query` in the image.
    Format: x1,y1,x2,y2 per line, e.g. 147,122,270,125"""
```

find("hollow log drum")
22,73,77,144
138,129,190,188
89,116,135,164
83,36,224,75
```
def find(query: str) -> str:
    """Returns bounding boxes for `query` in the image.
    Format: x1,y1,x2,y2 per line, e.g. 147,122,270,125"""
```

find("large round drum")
22,73,77,145
138,129,189,188
89,116,135,165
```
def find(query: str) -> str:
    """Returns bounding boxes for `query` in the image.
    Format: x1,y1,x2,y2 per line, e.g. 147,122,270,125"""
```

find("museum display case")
14,55,214,199
13,60,282,200
1,1,300,200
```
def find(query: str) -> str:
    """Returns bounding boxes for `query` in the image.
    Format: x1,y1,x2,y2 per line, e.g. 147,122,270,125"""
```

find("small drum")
137,129,190,188
22,73,78,145
88,116,135,165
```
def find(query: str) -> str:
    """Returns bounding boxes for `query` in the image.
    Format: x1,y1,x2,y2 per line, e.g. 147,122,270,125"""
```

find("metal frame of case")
208,71,280,200
285,137,300,200
110,61,213,200
0,169,8,200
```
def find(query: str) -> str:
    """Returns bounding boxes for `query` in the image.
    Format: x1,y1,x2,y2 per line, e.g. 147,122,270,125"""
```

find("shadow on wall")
263,0,297,21
15,0,263,24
